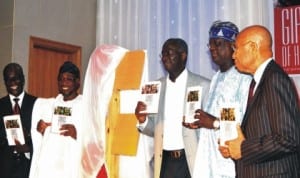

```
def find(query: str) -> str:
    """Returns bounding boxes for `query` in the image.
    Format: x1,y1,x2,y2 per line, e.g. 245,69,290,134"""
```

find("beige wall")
0,1,14,95
0,0,97,97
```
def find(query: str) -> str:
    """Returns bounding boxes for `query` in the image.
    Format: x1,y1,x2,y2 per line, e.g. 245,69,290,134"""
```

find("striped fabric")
238,60,300,178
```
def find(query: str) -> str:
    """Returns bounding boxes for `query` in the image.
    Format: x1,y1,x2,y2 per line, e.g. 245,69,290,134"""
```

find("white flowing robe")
80,45,128,178
80,45,154,178
30,94,83,178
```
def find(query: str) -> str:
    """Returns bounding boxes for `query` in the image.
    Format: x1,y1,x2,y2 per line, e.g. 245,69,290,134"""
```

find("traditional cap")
58,61,80,79
209,21,239,42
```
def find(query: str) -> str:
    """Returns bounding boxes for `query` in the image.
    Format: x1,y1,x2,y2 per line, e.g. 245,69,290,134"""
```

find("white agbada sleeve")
29,98,55,178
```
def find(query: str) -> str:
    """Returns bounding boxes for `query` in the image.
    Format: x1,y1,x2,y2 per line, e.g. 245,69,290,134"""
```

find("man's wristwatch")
213,119,220,129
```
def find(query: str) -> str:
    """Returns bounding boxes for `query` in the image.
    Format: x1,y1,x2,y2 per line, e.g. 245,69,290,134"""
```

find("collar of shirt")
253,58,273,92
166,68,188,85
9,91,25,108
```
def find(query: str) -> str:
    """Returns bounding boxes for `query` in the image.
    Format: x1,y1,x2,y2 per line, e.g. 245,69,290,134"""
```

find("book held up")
219,103,240,146
139,81,161,114
184,86,203,123
3,114,25,146
51,106,72,133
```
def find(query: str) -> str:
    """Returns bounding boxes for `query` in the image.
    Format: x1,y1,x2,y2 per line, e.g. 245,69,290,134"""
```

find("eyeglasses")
159,49,180,58
232,41,252,51
207,39,228,49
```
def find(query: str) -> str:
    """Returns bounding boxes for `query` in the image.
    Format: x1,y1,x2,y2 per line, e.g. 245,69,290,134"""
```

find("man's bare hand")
37,119,51,135
14,139,30,153
224,124,245,160
135,101,147,123
60,124,77,140
219,145,231,158
182,109,216,129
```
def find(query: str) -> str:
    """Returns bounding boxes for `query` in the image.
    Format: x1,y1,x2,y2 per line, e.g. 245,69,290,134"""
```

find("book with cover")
184,86,203,123
3,114,25,145
219,103,240,146
51,106,72,133
139,81,161,113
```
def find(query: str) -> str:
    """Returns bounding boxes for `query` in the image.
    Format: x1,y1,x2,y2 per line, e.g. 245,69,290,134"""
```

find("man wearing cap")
183,21,251,178
29,61,83,178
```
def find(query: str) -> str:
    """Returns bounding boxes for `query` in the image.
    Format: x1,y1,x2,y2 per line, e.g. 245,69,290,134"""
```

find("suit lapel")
241,61,275,128
159,78,167,121
3,96,13,114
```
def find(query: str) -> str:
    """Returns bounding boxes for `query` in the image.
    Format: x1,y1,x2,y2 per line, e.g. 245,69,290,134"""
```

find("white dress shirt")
9,91,30,159
252,58,273,94
163,69,187,150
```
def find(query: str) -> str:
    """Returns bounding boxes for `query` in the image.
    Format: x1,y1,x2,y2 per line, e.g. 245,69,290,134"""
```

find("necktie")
13,98,21,114
247,79,256,106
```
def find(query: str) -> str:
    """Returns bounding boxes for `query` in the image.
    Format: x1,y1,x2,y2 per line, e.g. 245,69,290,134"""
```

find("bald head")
239,25,273,54
233,25,273,74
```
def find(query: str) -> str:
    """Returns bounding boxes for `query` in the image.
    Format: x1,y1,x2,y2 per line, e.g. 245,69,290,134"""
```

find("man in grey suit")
135,38,210,178
221,25,300,178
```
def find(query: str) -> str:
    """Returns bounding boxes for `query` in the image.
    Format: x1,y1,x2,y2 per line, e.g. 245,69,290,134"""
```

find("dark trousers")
12,154,30,178
160,149,191,178
1,153,31,178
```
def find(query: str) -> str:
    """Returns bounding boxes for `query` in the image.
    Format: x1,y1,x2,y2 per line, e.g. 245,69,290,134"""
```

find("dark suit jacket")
0,92,37,178
237,60,300,178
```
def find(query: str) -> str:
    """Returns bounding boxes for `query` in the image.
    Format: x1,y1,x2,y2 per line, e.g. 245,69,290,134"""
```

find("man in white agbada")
183,21,251,178
29,61,83,178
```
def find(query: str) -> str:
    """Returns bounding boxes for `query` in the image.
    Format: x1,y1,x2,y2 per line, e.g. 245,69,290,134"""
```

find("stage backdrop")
274,4,300,98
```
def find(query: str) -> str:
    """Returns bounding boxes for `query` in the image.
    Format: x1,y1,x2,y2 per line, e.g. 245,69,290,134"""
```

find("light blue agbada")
193,66,251,178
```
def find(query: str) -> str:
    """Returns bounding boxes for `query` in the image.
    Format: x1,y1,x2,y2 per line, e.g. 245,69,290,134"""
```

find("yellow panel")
106,91,120,178
114,50,145,89
111,113,140,155
106,50,145,178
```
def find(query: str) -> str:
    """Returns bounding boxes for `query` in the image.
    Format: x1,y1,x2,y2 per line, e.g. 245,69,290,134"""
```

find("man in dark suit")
0,63,37,178
220,25,300,178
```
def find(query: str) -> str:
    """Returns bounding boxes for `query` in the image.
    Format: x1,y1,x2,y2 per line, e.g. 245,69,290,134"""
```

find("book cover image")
219,103,240,146
140,81,161,113
184,86,202,123
3,115,25,145
220,107,236,121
